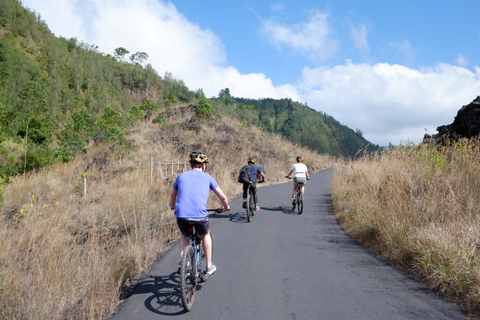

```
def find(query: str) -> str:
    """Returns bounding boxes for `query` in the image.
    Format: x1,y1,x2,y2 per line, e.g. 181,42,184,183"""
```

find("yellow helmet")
189,151,209,165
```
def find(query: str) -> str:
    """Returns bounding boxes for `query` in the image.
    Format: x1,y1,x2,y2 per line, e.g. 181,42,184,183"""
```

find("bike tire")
180,245,195,311
199,234,212,282
249,188,255,216
297,190,304,215
246,189,252,222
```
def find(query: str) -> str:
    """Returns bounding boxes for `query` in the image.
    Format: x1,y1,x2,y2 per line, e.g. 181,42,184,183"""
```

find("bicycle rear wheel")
297,189,304,215
180,245,195,311
246,189,252,222
249,188,255,216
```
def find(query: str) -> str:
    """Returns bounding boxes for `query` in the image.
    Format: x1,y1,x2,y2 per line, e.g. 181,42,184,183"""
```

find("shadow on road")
210,211,250,223
261,206,299,215
125,272,208,316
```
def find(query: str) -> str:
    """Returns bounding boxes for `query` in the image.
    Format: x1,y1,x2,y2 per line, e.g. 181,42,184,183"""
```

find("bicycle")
286,177,306,215
179,208,221,311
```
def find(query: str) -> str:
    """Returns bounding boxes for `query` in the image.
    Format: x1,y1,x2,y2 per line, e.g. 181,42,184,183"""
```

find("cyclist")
238,156,265,211
285,156,309,208
170,151,229,275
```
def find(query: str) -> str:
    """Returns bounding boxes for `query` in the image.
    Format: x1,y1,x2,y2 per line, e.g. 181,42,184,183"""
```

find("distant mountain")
212,93,380,157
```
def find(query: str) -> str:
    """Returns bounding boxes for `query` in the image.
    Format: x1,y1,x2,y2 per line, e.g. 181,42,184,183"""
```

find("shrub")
195,98,214,119
152,113,166,125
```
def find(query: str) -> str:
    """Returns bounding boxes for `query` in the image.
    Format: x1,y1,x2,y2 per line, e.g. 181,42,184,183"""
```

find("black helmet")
296,156,303,162
189,151,209,165
248,156,256,164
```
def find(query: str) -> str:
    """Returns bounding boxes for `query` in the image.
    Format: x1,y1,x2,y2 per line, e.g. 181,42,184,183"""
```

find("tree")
140,99,159,112
164,91,177,106
16,82,50,173
129,52,148,64
218,88,230,98
196,98,214,119
114,47,130,61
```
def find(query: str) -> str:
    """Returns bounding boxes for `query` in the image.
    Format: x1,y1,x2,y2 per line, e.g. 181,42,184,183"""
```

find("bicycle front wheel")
180,245,196,311
297,190,304,215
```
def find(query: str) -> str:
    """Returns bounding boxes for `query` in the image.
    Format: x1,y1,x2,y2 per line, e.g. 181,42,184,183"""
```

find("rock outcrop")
423,96,480,145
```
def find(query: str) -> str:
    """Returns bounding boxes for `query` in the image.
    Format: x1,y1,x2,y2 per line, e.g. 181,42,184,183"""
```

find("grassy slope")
0,104,338,319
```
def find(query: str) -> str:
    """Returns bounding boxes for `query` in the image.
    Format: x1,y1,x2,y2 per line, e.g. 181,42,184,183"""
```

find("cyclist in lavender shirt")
170,151,229,275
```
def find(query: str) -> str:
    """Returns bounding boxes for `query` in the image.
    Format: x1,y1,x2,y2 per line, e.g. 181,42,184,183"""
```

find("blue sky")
20,0,480,146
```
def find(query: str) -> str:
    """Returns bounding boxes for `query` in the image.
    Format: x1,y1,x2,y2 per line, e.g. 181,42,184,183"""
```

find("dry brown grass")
0,103,337,319
332,140,480,316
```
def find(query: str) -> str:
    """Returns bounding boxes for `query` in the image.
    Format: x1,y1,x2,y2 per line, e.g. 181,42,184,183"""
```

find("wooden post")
150,157,153,185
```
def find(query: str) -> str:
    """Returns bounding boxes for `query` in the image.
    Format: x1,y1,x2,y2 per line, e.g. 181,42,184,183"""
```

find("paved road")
109,169,466,320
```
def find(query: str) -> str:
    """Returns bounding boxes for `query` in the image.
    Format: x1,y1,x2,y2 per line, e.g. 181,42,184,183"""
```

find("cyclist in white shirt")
285,156,309,206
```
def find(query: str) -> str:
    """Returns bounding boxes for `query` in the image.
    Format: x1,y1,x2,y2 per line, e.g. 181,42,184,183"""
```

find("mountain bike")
179,208,221,311
286,177,306,215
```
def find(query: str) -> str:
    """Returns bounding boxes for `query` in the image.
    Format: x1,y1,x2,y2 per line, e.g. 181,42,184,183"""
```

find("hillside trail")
108,169,466,320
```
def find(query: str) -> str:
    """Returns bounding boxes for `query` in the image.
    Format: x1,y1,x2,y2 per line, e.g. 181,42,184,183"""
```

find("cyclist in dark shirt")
238,156,265,211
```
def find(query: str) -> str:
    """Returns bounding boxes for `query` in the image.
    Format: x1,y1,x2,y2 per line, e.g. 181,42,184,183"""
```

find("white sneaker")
206,264,217,275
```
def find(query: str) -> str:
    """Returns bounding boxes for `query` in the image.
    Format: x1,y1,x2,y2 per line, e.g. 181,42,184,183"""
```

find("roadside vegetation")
332,139,480,316
0,103,337,319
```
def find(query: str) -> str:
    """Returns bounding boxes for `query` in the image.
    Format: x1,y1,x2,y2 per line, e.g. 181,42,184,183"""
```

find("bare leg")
202,232,213,268
179,235,189,259
293,183,298,198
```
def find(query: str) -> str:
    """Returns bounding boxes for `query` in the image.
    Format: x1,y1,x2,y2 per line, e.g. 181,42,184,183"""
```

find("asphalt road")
108,169,466,320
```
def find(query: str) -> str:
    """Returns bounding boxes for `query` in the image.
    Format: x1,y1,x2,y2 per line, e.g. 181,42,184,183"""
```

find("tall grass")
0,104,337,319
332,139,480,314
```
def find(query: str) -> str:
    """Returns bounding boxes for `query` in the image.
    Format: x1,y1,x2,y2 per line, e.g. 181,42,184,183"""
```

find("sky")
20,0,480,146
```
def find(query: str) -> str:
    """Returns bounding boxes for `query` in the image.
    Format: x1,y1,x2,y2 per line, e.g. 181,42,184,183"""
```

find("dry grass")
0,103,337,319
332,140,480,316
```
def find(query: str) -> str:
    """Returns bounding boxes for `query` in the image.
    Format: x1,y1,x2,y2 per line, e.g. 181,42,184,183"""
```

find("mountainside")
0,0,377,182
212,94,380,157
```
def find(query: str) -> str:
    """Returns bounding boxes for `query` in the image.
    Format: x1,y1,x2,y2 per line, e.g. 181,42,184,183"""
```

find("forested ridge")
212,89,380,157
0,0,378,183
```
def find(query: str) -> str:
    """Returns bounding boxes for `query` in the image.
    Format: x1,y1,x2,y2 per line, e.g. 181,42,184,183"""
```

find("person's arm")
259,172,266,183
285,169,294,178
213,187,230,212
169,189,178,210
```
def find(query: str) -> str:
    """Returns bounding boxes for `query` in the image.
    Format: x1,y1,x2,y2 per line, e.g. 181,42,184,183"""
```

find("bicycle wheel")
180,245,196,311
199,234,212,282
246,189,252,222
249,188,255,216
297,189,304,215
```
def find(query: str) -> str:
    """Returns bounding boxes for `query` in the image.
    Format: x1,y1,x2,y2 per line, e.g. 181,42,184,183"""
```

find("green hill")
212,93,380,157
0,0,378,181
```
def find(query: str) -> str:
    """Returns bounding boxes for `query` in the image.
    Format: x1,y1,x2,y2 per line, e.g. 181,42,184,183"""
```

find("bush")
195,98,214,119
152,113,166,125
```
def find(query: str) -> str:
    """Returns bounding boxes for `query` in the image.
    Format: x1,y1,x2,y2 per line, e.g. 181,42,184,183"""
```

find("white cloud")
21,0,293,100
19,0,480,147
301,62,480,146
260,9,339,61
390,40,418,66
456,54,468,67
350,22,369,55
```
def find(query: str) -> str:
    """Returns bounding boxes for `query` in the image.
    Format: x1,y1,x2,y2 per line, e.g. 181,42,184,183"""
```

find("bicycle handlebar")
207,207,230,213
285,176,310,180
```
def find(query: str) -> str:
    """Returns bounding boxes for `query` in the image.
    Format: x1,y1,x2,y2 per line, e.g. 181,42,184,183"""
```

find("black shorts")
176,217,210,240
